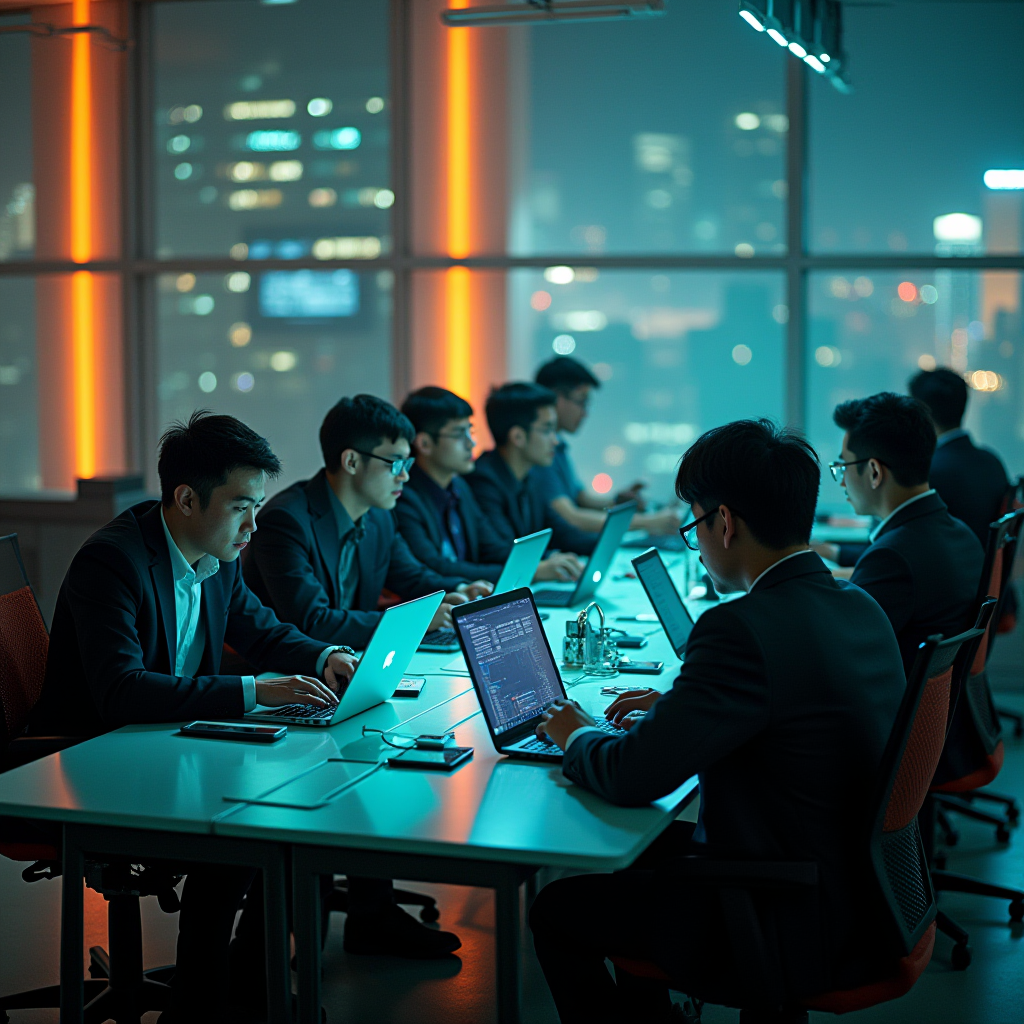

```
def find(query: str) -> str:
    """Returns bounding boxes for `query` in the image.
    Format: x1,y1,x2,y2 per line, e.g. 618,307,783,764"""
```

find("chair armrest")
673,856,819,890
4,735,84,770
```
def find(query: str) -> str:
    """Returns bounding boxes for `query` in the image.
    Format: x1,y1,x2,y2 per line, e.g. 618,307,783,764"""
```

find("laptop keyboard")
421,628,457,645
515,736,562,753
259,703,335,720
531,590,572,606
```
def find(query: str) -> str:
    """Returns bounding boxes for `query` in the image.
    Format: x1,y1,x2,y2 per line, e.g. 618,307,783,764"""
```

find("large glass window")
0,24,33,262
0,277,38,493
156,267,392,489
153,0,390,259
509,269,787,503
807,270,1024,512
809,2,1024,255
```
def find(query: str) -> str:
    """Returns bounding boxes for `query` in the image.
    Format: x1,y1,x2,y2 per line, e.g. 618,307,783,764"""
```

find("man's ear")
413,431,433,459
720,504,737,550
507,425,527,450
174,484,196,517
868,458,885,490
339,449,361,476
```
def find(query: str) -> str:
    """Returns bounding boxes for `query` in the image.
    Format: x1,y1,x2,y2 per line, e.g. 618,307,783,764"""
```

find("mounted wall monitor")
258,269,360,320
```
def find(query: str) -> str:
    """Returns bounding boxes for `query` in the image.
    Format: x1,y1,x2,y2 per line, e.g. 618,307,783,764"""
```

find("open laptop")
246,591,444,726
452,588,623,762
418,528,553,652
631,547,695,659
532,502,636,607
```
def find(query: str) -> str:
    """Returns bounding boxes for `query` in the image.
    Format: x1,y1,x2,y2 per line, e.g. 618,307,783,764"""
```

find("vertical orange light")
71,0,96,478
445,0,472,400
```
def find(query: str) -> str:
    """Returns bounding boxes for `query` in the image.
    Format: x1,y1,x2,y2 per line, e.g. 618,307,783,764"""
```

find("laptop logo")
592,570,602,583
383,650,395,669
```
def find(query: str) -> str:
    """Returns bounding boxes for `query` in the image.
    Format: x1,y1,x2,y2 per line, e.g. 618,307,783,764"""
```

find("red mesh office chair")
993,478,1023,739
0,534,179,1023
610,627,982,1023
932,508,1024,842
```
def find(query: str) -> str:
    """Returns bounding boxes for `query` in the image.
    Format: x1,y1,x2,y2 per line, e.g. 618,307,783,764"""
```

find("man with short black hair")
909,366,1012,546
30,411,361,1023
528,419,906,1022
829,392,984,672
245,394,491,650
395,386,583,583
465,382,598,555
534,356,680,536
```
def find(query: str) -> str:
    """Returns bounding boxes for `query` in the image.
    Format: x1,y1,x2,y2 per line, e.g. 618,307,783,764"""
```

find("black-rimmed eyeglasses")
828,458,877,484
353,450,415,477
678,507,725,551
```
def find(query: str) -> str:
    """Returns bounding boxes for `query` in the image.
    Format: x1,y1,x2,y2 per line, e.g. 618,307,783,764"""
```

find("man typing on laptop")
526,419,907,1023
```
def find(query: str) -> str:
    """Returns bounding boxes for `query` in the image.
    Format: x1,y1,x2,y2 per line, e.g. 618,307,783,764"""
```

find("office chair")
932,508,1024,842
0,533,180,1024
609,628,982,1023
993,477,1023,740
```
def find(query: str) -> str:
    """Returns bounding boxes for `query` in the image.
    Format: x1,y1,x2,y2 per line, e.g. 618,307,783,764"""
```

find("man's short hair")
485,382,557,447
535,356,600,394
401,386,474,437
674,419,820,550
833,392,935,487
158,410,281,509
319,395,415,472
908,367,969,432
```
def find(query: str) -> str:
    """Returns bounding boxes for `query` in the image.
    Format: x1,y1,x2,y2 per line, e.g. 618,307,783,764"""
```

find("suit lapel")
139,503,178,671
200,566,228,673
308,472,342,606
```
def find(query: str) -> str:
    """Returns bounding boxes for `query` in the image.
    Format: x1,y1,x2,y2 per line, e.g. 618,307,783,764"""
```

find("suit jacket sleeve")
465,472,518,549
562,604,769,805
221,560,325,675
393,497,505,583
64,542,247,727
383,531,467,595
850,545,914,636
248,504,382,647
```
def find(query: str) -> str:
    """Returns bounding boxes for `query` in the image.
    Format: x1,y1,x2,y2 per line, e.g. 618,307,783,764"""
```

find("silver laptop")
631,547,695,659
533,502,636,607
246,591,444,726
452,588,623,762
418,528,553,652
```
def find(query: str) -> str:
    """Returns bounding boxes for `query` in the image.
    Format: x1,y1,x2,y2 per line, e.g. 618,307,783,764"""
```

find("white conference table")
0,545,705,1024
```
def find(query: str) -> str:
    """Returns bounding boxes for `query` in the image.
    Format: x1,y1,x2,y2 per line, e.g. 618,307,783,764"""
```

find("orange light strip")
71,0,96,478
445,1,472,399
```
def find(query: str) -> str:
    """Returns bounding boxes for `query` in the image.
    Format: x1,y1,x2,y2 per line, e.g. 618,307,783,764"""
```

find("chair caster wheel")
951,943,972,970
1010,900,1024,923
420,905,440,923
996,826,1011,844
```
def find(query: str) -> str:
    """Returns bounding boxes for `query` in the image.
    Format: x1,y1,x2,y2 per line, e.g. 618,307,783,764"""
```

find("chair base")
995,704,1023,738
934,870,1024,921
326,876,440,923
935,793,1015,842
936,910,972,970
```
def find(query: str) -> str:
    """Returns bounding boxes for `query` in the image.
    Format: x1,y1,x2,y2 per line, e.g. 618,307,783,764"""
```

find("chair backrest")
973,508,1024,673
0,535,49,747
868,625,984,957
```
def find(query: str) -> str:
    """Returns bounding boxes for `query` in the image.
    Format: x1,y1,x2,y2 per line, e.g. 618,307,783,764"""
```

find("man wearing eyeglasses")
396,386,584,583
822,392,983,674
242,394,483,959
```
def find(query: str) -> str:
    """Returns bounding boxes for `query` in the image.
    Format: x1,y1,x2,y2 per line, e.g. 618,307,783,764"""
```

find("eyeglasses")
435,427,476,445
354,450,415,477
828,458,876,484
678,507,723,551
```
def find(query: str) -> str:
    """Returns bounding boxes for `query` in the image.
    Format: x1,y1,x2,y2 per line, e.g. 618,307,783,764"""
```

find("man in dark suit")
30,412,359,1023
830,393,984,673
908,366,1012,547
244,394,493,651
465,382,598,556
529,419,907,1022
395,386,583,584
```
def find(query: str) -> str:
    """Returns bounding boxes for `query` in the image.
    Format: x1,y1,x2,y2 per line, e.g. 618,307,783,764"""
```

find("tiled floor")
2,631,1022,1023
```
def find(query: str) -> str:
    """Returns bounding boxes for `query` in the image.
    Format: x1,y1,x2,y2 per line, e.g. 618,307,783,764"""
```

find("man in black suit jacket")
465,382,598,556
395,386,583,583
831,393,984,673
30,413,358,1023
244,395,493,650
530,419,906,1022
909,366,1012,547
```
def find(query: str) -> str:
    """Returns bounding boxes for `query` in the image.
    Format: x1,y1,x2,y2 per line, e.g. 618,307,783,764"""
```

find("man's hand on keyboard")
254,676,340,709
457,580,494,601
324,650,358,692
536,698,593,750
534,552,584,582
604,688,659,726
429,602,459,631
